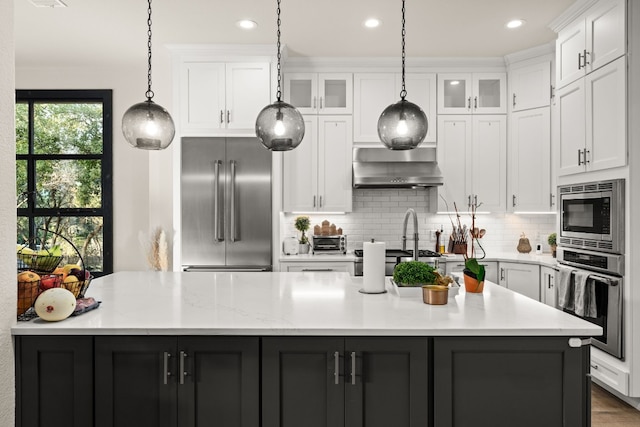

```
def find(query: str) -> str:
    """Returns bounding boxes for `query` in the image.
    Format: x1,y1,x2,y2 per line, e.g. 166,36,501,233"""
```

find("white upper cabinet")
508,107,552,212
353,72,436,144
437,115,507,213
282,116,352,213
556,0,626,88
509,61,551,112
555,56,626,176
284,73,352,115
179,62,270,135
437,73,507,115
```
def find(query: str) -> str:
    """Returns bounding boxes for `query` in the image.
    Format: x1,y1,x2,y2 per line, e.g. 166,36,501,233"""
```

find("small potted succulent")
294,216,311,254
548,232,557,258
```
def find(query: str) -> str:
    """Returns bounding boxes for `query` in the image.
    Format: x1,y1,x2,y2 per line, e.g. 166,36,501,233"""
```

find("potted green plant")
294,216,311,254
392,260,437,297
548,232,557,258
450,202,486,293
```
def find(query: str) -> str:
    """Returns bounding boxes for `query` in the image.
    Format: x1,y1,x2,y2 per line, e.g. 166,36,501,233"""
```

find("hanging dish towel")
557,265,575,311
573,271,597,318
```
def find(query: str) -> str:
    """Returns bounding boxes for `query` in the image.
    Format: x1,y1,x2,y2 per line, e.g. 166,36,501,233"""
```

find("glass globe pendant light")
255,0,305,151
122,0,175,150
377,0,428,150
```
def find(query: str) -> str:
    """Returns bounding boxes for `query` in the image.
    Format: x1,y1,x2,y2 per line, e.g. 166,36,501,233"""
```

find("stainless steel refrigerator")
181,137,272,271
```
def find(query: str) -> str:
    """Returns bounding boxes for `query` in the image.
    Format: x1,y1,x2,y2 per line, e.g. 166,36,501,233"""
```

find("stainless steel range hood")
352,147,443,188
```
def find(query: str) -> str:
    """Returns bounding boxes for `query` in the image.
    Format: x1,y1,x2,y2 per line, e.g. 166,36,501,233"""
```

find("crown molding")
548,0,600,33
504,43,555,66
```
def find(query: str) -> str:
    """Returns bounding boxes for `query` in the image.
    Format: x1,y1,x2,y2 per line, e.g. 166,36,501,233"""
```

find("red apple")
39,274,61,290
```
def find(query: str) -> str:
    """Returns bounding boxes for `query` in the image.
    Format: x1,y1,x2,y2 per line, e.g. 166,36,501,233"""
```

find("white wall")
16,46,175,271
0,0,16,423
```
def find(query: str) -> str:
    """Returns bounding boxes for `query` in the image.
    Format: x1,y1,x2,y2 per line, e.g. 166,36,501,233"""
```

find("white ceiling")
15,0,575,68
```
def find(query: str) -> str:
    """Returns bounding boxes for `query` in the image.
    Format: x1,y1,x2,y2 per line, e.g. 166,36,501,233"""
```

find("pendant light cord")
275,0,282,102
146,0,154,101
400,0,407,100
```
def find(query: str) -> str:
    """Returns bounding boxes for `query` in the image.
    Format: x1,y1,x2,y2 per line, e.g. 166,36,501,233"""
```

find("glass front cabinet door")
438,73,506,114
284,73,352,115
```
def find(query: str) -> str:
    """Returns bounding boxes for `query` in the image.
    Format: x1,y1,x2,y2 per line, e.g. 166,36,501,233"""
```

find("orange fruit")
17,271,40,283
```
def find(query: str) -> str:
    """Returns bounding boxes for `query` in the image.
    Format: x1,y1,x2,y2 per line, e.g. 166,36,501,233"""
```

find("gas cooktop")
353,249,441,258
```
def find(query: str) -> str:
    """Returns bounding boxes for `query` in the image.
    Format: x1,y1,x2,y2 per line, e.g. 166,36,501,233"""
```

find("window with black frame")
16,90,113,276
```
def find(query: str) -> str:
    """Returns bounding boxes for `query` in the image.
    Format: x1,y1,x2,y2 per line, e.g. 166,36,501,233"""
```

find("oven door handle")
589,274,618,285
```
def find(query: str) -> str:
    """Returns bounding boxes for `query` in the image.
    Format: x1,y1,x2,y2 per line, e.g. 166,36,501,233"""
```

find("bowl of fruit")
16,244,63,274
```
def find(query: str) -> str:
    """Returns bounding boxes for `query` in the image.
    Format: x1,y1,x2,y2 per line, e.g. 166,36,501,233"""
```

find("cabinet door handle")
319,195,323,208
467,97,471,110
468,195,471,209
512,93,516,108
578,52,584,70
500,268,505,281
301,268,334,272
550,193,555,208
350,351,357,385
313,195,316,207
226,110,230,123
578,149,583,166
163,352,172,385
474,195,478,208
313,96,317,109
512,195,516,207
334,351,340,385
584,50,590,67
319,96,323,110
179,351,188,385
474,96,478,110
548,275,553,289
220,110,224,124
584,149,590,164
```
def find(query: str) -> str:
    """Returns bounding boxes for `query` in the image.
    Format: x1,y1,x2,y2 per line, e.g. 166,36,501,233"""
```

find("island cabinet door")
262,337,346,427
433,337,590,427
16,336,93,427
344,337,429,427
95,337,178,427
176,337,259,427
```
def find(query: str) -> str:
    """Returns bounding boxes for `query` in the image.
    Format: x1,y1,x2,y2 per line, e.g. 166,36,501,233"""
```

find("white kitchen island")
13,271,601,427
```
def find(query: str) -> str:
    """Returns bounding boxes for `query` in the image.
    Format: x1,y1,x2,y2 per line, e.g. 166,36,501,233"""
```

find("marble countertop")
12,271,600,337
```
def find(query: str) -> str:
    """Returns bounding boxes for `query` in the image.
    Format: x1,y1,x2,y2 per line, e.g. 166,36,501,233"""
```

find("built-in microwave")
558,179,624,254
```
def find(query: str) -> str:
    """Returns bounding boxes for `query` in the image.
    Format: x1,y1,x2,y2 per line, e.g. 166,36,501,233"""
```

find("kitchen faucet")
401,208,419,261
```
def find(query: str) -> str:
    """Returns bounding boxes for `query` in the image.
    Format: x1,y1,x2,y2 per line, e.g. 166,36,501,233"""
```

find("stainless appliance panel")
181,137,272,270
181,137,226,266
225,138,272,267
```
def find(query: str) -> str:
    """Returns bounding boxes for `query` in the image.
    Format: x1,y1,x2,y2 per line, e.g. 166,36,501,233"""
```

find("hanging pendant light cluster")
255,0,305,151
122,0,175,150
377,0,428,150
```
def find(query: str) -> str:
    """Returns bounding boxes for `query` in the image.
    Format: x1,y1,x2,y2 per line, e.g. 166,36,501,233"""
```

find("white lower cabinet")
445,260,498,284
282,116,352,212
498,262,541,301
540,266,557,308
280,262,354,275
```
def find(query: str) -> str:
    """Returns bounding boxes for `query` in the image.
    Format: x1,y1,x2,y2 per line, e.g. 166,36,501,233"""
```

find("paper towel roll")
363,240,386,293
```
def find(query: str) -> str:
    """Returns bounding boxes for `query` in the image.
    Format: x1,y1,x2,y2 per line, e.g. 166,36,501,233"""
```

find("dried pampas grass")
142,227,169,271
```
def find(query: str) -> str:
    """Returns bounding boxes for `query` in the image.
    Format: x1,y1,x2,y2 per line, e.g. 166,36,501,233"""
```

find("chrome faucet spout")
401,208,419,261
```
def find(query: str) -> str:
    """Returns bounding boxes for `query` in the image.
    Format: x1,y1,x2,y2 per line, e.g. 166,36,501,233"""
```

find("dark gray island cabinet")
13,272,599,427
16,335,590,427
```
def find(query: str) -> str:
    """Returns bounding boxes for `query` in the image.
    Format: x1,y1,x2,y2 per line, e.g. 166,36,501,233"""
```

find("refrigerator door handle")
230,160,237,242
213,160,224,242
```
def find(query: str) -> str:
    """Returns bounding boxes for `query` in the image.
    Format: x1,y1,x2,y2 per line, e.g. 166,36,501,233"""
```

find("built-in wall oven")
557,247,623,359
558,179,624,253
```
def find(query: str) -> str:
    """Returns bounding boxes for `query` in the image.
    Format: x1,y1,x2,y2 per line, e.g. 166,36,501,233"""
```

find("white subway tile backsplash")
281,189,557,255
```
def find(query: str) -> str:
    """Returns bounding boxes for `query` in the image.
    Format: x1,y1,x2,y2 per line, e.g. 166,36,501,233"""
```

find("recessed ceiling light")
236,20,258,30
29,0,67,7
506,19,526,29
364,18,381,28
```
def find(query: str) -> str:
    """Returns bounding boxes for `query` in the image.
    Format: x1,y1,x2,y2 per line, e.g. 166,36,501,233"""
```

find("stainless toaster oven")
312,235,347,254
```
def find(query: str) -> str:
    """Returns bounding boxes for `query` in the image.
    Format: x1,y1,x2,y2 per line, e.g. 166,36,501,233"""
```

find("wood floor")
592,383,640,426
